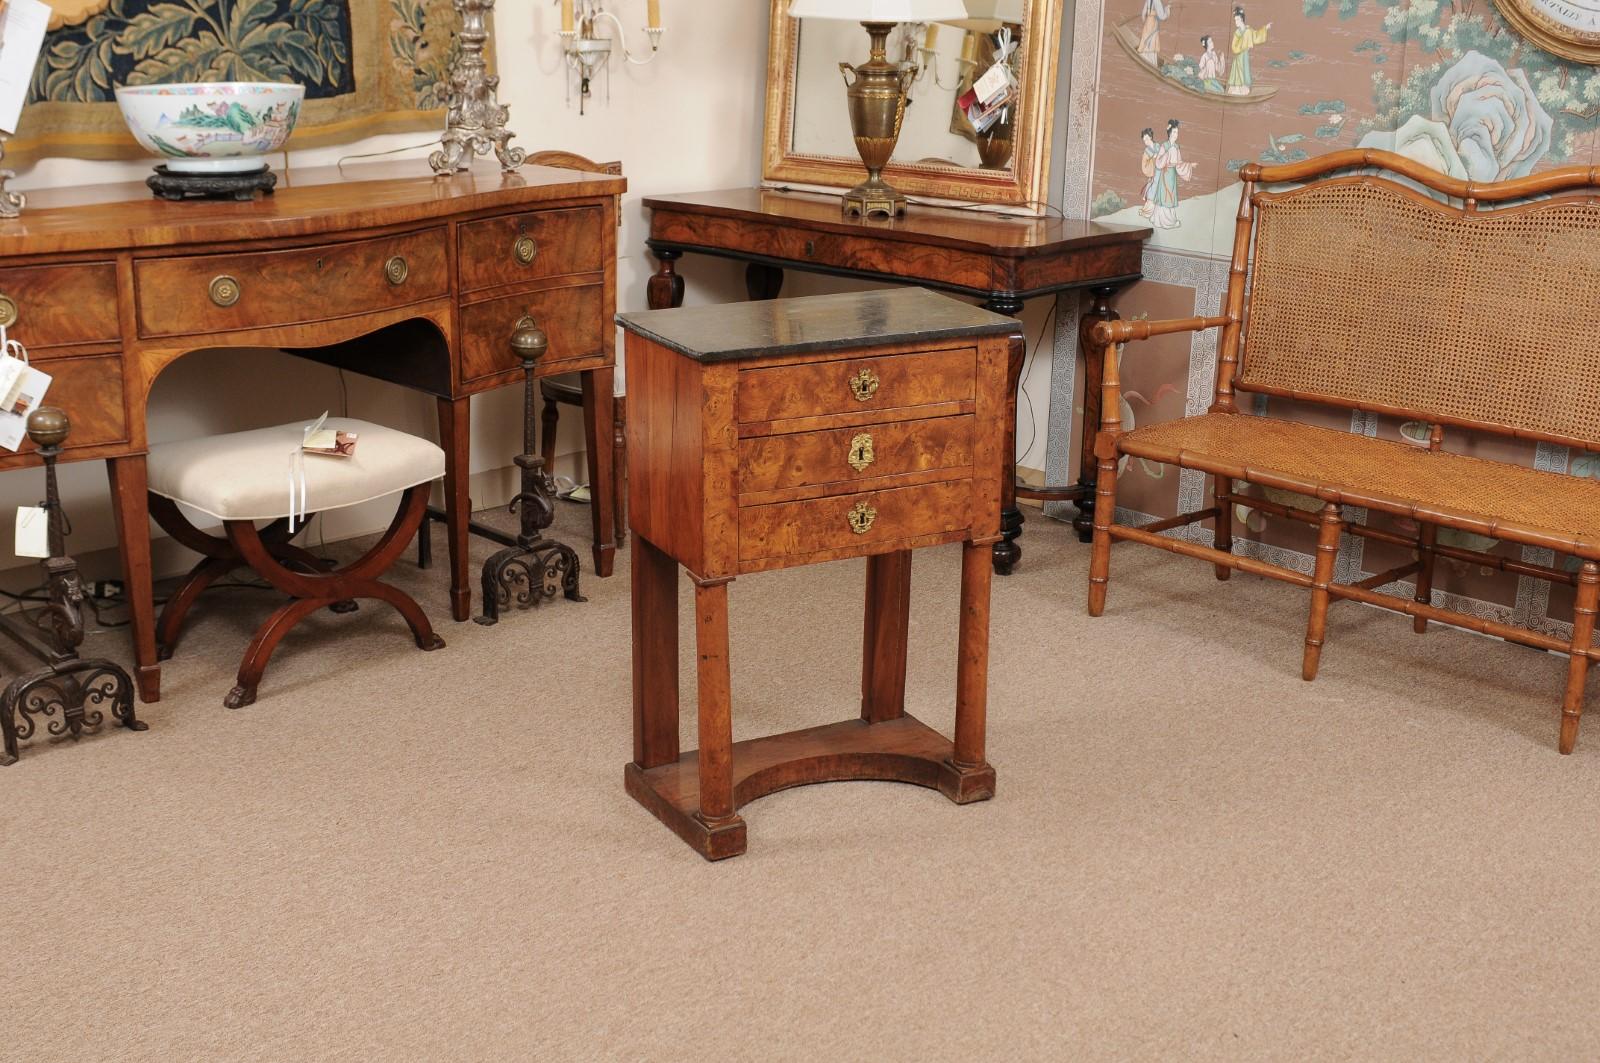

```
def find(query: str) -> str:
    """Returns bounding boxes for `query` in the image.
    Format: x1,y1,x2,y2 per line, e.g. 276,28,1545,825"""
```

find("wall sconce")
557,0,666,114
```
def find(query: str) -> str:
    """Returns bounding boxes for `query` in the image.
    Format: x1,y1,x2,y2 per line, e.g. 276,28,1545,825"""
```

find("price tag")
0,361,49,451
973,60,1010,106
14,504,46,557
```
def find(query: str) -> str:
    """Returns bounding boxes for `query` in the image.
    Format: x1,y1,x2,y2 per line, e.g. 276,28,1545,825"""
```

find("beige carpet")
3,504,1598,1061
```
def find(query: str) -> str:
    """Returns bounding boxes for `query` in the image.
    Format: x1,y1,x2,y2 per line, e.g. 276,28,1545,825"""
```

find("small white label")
14,505,47,558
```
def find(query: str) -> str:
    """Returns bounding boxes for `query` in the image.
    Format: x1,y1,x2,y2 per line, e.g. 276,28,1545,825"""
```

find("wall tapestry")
1050,0,1599,636
7,0,469,163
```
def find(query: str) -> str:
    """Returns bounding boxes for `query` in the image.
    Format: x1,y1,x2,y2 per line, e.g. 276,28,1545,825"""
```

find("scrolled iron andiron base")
430,0,527,175
475,317,585,626
1,407,142,766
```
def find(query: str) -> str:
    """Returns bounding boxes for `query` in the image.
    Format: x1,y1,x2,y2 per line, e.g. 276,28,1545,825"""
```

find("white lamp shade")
940,0,1024,29
789,0,970,20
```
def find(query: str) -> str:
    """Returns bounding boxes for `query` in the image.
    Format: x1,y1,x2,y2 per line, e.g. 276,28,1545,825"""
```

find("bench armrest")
1093,314,1231,346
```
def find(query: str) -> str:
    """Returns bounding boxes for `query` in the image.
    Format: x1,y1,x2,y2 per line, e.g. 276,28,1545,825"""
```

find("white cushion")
148,418,445,522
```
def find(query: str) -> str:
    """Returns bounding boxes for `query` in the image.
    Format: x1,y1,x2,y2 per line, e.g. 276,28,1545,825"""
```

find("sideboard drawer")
0,263,119,353
738,479,973,563
134,229,449,338
737,414,974,498
459,284,605,383
18,354,126,454
737,347,976,425
457,206,605,292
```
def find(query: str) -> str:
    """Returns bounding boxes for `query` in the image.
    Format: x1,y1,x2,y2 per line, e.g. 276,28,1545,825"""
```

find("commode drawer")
736,346,976,425
737,414,974,499
0,263,119,353
134,228,449,338
457,206,605,291
738,478,973,563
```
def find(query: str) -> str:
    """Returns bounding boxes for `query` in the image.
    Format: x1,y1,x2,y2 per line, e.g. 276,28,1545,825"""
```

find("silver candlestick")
429,0,526,174
0,137,25,218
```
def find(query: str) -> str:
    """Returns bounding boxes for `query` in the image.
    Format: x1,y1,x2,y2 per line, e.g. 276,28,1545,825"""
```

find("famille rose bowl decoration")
113,82,304,174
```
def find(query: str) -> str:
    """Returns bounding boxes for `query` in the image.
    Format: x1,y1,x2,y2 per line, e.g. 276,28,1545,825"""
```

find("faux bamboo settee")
1088,149,1600,754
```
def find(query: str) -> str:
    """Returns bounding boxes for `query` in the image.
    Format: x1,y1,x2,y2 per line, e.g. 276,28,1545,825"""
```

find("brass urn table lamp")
788,0,969,218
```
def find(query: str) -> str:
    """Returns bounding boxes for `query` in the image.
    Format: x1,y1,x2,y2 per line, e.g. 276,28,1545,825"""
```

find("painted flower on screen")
1357,51,1553,183
1428,50,1551,181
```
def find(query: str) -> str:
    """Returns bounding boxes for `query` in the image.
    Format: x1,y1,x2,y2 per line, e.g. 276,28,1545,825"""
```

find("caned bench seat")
1122,414,1600,558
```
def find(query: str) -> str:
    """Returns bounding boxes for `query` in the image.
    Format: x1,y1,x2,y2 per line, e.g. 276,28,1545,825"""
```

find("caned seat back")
1236,175,1600,449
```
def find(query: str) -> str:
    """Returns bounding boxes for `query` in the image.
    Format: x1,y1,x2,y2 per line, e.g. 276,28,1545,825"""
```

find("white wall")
2,0,1057,581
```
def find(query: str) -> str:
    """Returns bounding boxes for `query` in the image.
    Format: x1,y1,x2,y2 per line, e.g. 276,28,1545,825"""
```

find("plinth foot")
937,758,997,804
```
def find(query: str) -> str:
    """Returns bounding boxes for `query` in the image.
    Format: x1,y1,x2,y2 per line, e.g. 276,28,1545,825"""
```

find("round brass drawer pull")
847,431,874,472
384,255,410,286
513,235,539,265
208,275,241,308
847,500,877,535
0,293,17,328
848,367,880,402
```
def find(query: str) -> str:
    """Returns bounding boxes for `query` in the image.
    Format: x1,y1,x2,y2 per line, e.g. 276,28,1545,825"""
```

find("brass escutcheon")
847,431,874,472
847,367,880,402
513,235,539,265
847,500,877,535
0,293,17,328
208,275,241,308
384,255,409,286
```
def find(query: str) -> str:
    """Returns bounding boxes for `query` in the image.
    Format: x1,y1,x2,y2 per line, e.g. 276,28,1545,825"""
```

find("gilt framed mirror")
762,0,1065,213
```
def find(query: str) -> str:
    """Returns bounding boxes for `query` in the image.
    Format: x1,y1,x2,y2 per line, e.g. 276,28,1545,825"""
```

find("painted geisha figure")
1137,0,1171,64
1140,119,1196,229
1227,7,1271,95
1197,35,1225,93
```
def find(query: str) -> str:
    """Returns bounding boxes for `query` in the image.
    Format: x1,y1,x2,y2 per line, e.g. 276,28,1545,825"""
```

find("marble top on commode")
615,287,1018,363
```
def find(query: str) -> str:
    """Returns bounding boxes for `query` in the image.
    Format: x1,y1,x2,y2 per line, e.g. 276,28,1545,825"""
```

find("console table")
643,187,1151,574
619,288,1019,860
0,159,625,703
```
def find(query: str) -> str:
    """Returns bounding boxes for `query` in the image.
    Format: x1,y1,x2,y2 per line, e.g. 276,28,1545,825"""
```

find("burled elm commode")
618,288,1021,860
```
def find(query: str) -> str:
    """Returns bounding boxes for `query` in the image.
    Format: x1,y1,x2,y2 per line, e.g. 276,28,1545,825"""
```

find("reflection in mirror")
790,5,1026,174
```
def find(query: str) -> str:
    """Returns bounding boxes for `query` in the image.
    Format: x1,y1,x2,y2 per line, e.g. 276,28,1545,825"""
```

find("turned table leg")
647,247,685,310
693,578,741,842
945,539,997,801
985,294,1026,575
745,263,784,301
1074,285,1122,544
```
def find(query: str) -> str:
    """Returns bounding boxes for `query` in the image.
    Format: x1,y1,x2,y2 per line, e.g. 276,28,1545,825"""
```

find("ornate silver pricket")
430,0,527,174
0,138,25,219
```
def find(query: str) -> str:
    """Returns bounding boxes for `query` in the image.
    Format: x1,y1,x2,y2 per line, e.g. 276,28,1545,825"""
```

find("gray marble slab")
616,287,1019,363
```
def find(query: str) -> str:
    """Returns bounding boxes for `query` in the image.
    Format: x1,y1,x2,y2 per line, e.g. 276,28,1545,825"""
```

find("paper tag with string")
0,324,50,451
14,503,46,557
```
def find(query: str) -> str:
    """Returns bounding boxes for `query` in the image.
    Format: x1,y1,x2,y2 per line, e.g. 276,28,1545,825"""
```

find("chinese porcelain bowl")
114,82,304,174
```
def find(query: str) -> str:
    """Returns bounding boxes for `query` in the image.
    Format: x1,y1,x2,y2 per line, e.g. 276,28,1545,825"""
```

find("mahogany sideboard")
643,187,1151,574
0,159,625,703
619,287,1019,860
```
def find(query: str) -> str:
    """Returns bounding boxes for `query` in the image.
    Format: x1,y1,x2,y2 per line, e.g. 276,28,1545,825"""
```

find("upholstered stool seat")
147,418,446,709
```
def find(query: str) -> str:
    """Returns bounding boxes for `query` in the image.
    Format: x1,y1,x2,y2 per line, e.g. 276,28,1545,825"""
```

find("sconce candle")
562,0,575,31
924,22,940,48
647,0,659,29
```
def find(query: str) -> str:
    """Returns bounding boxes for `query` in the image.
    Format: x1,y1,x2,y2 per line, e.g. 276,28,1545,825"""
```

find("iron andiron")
475,317,585,625
0,407,143,766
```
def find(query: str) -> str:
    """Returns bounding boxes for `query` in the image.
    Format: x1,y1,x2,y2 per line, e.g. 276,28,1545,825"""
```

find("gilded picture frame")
762,0,1064,212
